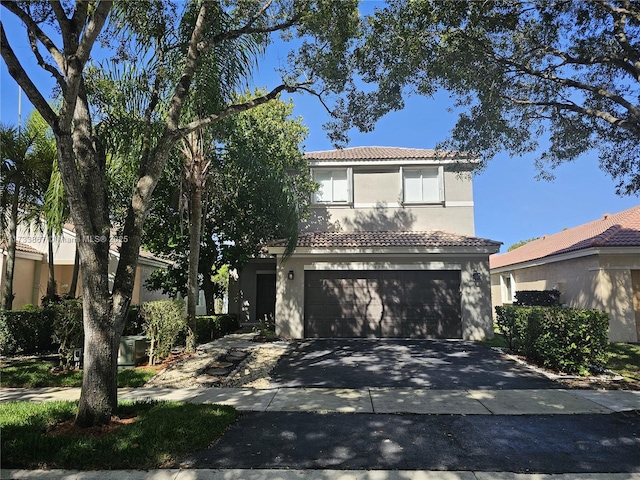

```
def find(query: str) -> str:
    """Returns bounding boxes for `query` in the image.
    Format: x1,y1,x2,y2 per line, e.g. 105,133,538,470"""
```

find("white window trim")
400,165,444,205
310,167,353,205
500,273,516,304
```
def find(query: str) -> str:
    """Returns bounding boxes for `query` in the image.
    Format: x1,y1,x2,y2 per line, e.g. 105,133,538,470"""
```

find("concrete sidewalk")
1,386,639,415
2,469,640,480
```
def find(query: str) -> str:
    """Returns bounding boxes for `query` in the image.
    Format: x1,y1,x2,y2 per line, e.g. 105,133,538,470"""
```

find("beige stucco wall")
490,251,640,342
11,257,40,307
306,166,475,236
275,252,494,340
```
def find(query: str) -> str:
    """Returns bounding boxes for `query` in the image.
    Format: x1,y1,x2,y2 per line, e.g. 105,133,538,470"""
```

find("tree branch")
27,29,66,86
50,0,72,53
176,83,302,139
593,0,640,24
1,1,66,72
0,22,58,128
203,9,302,50
76,1,112,65
166,1,208,131
506,95,640,136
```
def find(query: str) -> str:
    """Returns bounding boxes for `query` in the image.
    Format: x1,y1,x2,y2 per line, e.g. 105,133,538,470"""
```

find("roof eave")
490,245,640,273
269,245,501,256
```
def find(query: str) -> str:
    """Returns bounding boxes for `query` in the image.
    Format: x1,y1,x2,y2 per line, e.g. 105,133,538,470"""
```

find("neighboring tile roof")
0,241,44,255
305,146,467,161
269,231,501,250
491,205,640,269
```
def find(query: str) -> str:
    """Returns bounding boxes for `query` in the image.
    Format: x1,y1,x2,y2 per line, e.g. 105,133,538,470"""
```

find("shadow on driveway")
269,339,560,389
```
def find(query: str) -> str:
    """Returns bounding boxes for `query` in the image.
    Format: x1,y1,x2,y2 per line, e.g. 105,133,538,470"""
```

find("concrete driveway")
269,338,561,389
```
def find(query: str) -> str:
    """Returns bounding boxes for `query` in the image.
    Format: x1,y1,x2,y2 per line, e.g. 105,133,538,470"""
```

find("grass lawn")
0,359,156,388
607,342,640,383
0,400,238,469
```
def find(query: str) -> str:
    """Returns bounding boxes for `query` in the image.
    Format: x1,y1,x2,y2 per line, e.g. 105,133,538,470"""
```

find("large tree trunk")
186,186,203,352
1,186,19,310
74,238,116,427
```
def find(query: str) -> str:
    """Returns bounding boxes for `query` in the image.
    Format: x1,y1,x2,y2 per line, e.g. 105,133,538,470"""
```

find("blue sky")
1,4,638,253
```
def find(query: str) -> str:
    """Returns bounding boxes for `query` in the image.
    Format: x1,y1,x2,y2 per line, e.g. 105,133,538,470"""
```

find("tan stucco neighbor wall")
491,251,640,342
275,253,494,340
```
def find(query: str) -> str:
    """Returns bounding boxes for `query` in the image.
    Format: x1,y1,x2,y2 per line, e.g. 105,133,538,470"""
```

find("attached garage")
267,231,501,340
304,270,461,338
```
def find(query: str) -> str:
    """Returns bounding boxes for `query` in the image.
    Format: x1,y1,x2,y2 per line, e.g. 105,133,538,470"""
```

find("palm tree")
175,2,265,352
0,120,52,309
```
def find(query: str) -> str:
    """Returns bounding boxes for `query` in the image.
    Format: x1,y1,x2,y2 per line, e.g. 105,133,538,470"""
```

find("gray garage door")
304,270,461,338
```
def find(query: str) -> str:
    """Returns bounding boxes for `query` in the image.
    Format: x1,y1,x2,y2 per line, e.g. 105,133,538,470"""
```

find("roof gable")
490,205,640,269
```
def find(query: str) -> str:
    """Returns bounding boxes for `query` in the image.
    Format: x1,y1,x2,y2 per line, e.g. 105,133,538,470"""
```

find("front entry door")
256,273,276,323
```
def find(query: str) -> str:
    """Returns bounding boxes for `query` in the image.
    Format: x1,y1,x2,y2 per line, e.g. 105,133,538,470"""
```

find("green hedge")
194,314,240,344
0,300,86,359
0,308,55,355
495,305,609,375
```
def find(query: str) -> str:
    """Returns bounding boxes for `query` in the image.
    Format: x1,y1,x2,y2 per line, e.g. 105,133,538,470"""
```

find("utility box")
118,335,150,367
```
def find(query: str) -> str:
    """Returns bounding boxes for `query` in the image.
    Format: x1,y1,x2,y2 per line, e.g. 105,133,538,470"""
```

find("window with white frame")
312,168,350,203
402,167,442,203
501,274,515,303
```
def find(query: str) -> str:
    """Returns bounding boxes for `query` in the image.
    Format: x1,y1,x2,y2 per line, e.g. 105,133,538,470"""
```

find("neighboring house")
229,146,501,339
490,205,640,343
0,223,171,309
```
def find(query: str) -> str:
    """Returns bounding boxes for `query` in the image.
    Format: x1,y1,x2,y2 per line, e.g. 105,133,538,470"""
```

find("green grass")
479,333,508,348
606,342,640,382
0,400,238,469
0,359,156,388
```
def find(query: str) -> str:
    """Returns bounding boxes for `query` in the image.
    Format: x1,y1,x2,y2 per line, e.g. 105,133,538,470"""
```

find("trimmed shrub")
140,300,186,365
194,314,240,344
0,308,55,355
48,299,84,368
515,290,561,306
495,305,609,375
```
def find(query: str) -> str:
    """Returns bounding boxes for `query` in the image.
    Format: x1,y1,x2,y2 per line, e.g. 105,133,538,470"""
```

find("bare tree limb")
506,95,640,136
1,1,66,72
27,29,66,86
0,22,58,128
76,1,112,65
176,83,302,138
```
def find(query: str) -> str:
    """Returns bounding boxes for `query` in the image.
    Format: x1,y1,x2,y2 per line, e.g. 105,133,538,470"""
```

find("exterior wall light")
472,270,481,285
288,270,294,280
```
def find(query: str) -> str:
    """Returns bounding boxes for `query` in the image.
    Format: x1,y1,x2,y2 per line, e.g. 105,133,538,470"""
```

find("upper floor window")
402,167,442,203
312,168,351,203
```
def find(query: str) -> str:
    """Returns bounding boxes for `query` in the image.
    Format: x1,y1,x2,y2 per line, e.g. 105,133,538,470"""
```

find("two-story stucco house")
229,146,501,340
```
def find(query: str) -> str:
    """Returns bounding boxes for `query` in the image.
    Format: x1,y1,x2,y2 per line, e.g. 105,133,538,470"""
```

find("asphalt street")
180,410,640,473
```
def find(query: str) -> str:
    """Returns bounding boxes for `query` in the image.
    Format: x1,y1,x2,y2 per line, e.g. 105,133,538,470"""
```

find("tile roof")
490,205,640,269
305,146,467,161
0,241,44,255
269,230,501,250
